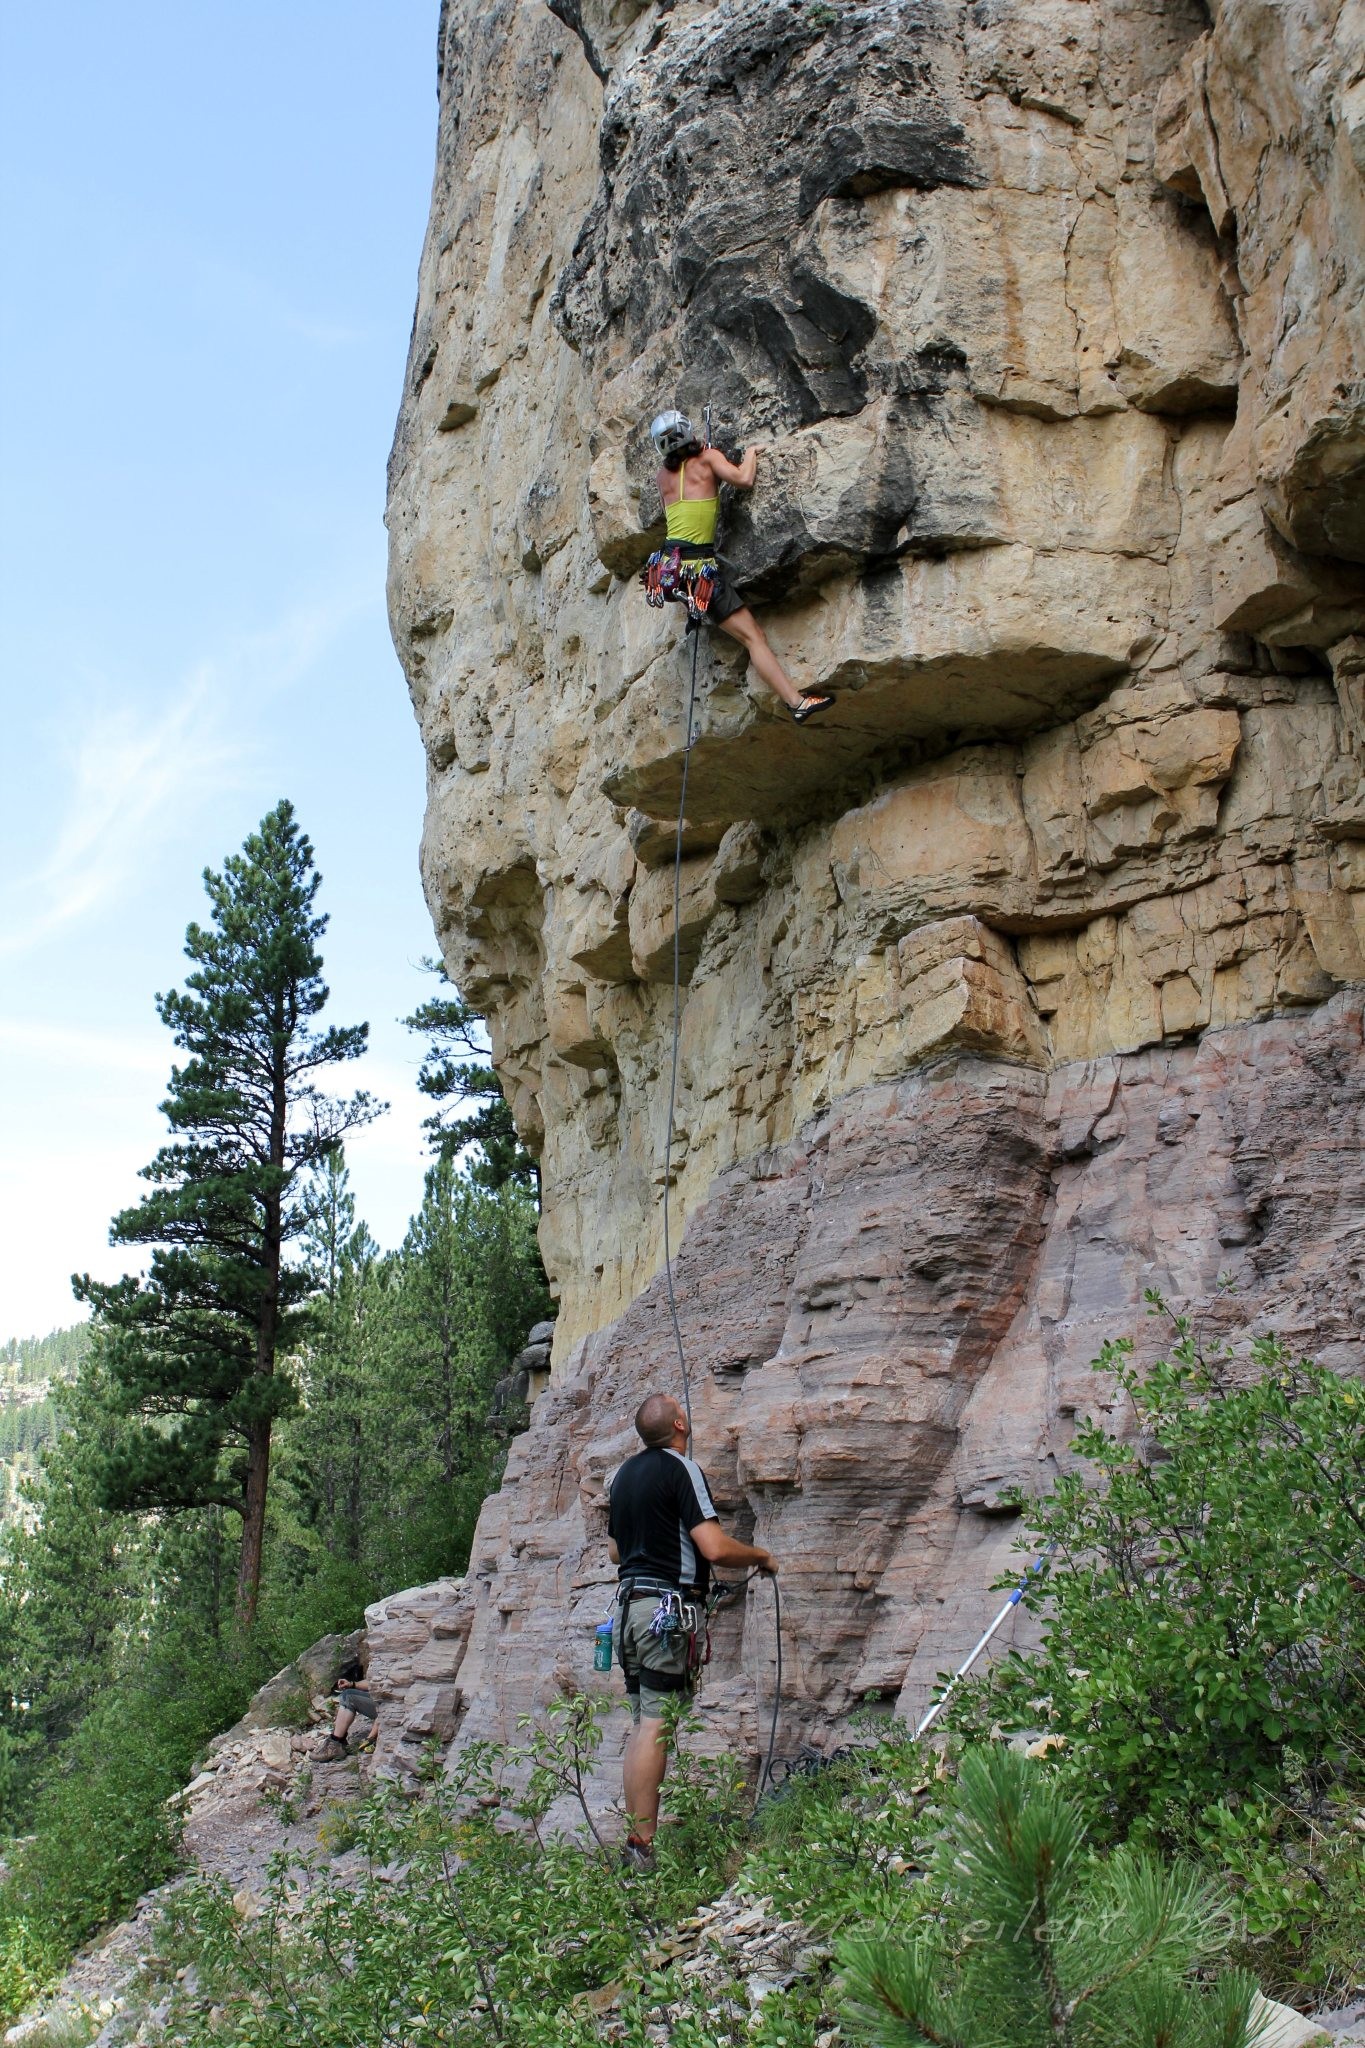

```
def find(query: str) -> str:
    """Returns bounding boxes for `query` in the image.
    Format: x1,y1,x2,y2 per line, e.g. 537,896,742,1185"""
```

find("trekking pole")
912,1548,1054,1741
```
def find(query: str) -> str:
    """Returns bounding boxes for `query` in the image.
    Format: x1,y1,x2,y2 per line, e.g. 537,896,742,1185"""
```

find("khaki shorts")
619,1593,704,1723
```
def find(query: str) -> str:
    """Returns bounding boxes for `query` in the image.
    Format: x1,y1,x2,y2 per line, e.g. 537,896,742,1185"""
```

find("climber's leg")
333,1704,356,1742
622,1713,669,1845
718,607,803,708
718,607,834,722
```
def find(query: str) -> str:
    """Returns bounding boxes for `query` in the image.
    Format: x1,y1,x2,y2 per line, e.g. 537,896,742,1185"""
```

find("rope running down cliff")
660,620,783,1802
661,621,702,1440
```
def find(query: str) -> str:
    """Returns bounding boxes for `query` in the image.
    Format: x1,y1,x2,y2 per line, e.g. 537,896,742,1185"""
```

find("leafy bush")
153,1695,763,2047
745,1727,937,1933
1195,1795,1365,2007
0,1631,265,2022
838,1746,1257,2048
956,1308,1365,1842
0,1920,61,2033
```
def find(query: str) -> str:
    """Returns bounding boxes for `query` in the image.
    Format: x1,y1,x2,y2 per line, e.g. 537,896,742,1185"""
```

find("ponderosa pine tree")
291,1147,380,1565
403,959,538,1195
838,1746,1257,2048
74,801,380,1625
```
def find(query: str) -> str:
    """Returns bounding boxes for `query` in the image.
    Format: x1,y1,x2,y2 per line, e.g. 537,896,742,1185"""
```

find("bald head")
635,1392,685,1447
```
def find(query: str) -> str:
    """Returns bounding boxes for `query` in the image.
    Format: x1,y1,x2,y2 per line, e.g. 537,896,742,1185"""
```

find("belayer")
606,1392,778,1869
642,410,835,723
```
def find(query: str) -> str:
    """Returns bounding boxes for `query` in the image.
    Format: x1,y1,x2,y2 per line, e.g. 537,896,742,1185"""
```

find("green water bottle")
593,1619,613,1672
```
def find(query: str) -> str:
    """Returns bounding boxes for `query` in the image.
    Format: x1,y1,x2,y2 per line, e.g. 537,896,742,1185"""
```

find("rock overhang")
600,539,1152,832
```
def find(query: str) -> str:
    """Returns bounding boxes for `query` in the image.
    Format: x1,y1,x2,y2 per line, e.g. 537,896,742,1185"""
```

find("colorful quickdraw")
641,546,718,619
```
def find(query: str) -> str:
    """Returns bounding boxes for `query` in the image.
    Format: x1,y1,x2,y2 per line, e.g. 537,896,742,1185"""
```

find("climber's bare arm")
608,1538,620,1564
702,444,758,491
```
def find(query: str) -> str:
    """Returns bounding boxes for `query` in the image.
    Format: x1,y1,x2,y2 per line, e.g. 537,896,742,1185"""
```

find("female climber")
643,410,834,723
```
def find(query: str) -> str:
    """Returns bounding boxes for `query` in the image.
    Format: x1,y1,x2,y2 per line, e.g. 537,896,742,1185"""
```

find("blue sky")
0,3,446,1338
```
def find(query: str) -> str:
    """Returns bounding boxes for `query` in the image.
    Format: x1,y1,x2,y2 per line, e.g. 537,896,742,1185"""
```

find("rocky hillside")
384,0,1365,1786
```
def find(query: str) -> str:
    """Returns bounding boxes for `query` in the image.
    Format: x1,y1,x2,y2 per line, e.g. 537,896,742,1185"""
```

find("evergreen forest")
0,804,549,2016
0,1329,89,1524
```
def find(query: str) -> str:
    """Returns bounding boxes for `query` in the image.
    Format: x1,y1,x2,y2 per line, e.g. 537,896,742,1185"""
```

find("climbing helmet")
650,409,695,460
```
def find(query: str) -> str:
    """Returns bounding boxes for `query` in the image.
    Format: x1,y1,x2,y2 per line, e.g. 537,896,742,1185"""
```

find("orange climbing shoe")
791,691,834,723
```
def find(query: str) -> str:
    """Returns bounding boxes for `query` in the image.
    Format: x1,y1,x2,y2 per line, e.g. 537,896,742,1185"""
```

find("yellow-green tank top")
665,459,719,546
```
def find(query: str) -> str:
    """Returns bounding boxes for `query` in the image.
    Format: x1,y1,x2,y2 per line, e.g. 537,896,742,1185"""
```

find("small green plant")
837,1746,1258,2048
1198,1794,1365,2006
315,1798,361,1857
746,1727,936,1934
259,1767,309,1828
516,1691,611,1850
0,1919,60,2032
266,1681,316,1733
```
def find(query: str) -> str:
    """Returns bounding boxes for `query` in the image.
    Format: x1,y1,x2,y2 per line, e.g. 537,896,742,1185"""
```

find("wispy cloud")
0,587,373,965
0,679,244,961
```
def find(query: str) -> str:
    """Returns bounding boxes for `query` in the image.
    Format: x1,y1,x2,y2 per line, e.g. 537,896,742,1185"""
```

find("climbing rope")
712,1568,784,1806
760,1573,782,1798
653,421,786,1807
660,619,703,1438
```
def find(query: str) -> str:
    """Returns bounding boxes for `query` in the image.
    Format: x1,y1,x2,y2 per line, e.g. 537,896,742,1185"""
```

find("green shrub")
838,1746,1258,2048
746,1727,938,1934
0,1630,263,2022
0,1918,61,2031
955,1310,1365,1842
147,1696,793,2046
1197,1794,1365,2008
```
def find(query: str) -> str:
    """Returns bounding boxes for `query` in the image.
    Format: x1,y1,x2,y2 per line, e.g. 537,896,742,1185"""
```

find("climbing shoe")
791,691,834,723
312,1735,349,1762
620,1834,655,1874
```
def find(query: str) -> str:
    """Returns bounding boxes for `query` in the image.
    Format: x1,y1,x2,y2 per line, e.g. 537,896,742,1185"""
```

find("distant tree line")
0,1328,90,1388
0,1401,59,1460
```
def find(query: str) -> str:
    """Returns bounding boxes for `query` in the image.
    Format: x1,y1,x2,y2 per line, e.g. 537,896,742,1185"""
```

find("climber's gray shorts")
619,1596,702,1722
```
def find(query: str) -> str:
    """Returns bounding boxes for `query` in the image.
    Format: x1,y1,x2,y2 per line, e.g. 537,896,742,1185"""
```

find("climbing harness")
610,1578,710,1700
642,544,719,619
912,1547,1055,1740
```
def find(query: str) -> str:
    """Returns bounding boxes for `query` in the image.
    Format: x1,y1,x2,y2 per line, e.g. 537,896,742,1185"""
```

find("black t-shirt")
608,1446,718,1596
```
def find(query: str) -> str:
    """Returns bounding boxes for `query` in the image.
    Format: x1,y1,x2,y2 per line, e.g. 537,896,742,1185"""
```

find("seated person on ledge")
313,1655,377,1761
649,408,834,725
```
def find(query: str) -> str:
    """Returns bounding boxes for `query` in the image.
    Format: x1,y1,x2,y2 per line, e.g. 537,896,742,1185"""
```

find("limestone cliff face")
386,0,1365,1770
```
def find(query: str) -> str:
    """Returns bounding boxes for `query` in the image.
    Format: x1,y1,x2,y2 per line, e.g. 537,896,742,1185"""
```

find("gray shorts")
619,1592,705,1723
338,1687,376,1721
